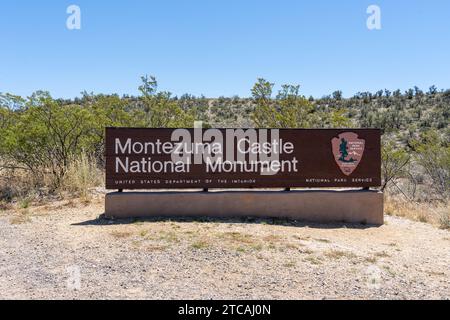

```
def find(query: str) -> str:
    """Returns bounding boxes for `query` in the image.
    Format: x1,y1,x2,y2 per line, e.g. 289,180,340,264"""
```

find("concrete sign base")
105,189,384,225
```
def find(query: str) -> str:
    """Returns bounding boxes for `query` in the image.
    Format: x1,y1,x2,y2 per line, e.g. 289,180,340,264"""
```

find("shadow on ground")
72,214,380,230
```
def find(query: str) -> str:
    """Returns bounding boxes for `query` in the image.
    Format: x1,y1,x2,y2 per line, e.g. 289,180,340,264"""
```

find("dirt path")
0,198,449,300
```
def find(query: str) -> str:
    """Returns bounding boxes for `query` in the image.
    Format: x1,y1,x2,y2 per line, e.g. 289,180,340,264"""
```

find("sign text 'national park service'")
105,128,381,189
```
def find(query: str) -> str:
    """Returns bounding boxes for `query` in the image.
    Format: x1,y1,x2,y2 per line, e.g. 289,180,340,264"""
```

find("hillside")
1,81,449,228
191,89,449,139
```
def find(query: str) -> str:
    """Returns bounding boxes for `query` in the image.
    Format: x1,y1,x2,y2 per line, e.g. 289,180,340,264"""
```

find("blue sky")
1,0,449,99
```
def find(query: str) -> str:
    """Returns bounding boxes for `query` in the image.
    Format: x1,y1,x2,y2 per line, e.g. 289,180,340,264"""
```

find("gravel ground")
0,197,449,300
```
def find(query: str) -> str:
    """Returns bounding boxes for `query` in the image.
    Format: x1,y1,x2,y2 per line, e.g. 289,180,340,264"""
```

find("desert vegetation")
0,76,448,228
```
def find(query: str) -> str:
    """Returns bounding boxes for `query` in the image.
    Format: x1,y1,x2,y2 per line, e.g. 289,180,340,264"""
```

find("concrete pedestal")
105,189,384,225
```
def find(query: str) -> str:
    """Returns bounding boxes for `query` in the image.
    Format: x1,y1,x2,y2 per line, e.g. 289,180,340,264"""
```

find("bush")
412,130,450,200
381,139,410,191
138,75,194,128
0,92,93,190
251,79,351,128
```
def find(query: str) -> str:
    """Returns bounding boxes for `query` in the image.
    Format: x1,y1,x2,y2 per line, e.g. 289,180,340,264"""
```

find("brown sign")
105,128,381,189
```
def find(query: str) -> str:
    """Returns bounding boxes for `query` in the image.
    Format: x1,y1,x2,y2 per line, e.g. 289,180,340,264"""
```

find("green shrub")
381,139,410,191
412,130,450,200
251,78,351,129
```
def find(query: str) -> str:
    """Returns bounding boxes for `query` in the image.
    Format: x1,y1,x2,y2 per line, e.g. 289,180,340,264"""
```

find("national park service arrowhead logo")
332,132,365,176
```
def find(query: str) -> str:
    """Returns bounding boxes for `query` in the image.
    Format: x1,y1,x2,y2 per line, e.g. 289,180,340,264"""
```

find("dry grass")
1,155,104,212
304,255,323,265
283,261,296,268
62,153,103,201
292,235,311,241
365,256,378,264
385,196,450,229
248,243,264,251
110,230,133,239
217,231,268,252
9,209,32,225
374,251,391,258
191,239,210,250
262,234,283,243
220,231,255,244
0,200,13,211
314,238,332,244
324,250,357,260
156,231,180,243
124,226,310,254
145,244,170,252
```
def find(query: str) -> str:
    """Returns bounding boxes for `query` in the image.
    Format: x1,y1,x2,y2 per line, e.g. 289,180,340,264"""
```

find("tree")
332,90,343,101
138,75,193,128
251,79,276,128
0,92,93,190
443,89,450,101
252,79,351,129
406,89,414,99
85,94,145,164
414,86,423,97
381,139,410,191
393,89,401,97
428,85,438,95
273,84,319,128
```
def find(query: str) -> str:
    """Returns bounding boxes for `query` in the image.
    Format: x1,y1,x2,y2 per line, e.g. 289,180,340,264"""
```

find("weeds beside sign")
105,128,381,189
